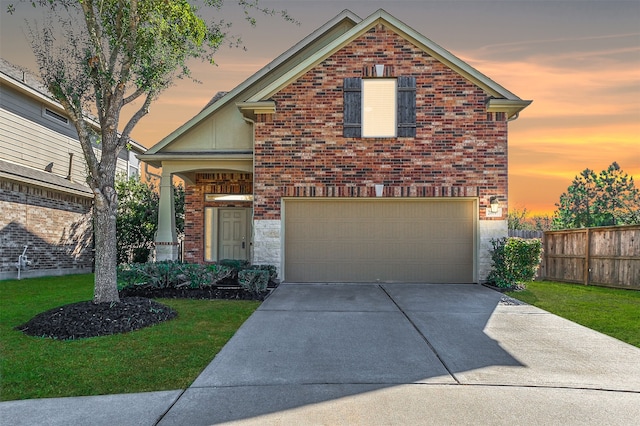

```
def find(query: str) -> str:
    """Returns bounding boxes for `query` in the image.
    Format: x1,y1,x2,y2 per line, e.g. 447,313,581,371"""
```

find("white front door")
218,209,248,260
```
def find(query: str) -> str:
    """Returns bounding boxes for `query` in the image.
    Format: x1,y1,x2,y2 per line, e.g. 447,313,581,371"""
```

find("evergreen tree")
553,162,639,229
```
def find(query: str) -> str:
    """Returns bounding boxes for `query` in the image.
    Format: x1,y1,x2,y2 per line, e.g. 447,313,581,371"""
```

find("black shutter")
397,76,416,137
343,77,362,138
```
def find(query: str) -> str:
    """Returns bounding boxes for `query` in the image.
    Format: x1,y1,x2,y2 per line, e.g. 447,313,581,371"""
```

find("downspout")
66,153,73,180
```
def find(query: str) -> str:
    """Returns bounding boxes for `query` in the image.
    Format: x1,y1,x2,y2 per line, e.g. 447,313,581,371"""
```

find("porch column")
155,169,178,261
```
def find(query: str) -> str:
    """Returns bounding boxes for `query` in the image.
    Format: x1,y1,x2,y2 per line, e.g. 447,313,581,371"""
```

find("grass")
506,280,640,348
0,274,260,401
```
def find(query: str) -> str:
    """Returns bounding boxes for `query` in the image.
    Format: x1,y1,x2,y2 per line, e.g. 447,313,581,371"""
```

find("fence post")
584,228,591,285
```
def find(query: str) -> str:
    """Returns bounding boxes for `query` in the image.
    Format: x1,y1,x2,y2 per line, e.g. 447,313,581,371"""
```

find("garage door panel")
284,199,475,283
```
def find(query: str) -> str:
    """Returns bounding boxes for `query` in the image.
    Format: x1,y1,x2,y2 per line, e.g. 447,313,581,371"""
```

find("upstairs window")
343,76,416,138
362,79,396,137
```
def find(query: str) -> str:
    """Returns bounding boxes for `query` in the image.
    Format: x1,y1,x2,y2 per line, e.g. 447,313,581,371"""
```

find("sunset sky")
1,0,638,215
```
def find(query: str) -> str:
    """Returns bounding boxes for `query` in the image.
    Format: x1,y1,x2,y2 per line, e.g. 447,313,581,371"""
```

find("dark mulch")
15,297,178,340
15,287,270,341
119,286,269,301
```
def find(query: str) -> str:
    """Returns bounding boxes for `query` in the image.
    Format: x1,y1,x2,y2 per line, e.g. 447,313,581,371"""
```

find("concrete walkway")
2,283,640,425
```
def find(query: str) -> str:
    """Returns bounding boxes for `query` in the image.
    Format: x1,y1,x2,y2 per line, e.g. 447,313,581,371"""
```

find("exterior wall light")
489,196,500,213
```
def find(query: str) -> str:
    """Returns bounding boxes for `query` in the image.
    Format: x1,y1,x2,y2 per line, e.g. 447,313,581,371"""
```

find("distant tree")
531,214,553,232
509,207,553,232
508,207,529,231
553,162,640,229
598,162,640,225
7,0,294,303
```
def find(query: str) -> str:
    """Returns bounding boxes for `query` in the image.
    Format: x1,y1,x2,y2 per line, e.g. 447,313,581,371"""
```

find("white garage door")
284,199,476,283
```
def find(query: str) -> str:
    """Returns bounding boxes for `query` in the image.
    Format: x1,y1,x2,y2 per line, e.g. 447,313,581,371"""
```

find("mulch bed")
15,286,272,341
119,286,269,301
15,297,178,340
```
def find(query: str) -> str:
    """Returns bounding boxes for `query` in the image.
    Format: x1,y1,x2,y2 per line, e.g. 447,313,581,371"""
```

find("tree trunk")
93,190,120,303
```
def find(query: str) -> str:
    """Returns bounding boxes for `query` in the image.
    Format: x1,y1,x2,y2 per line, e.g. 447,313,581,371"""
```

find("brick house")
0,58,145,280
140,9,531,283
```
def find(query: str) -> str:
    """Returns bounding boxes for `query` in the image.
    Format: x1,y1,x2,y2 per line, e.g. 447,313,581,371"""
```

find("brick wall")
0,178,93,279
184,173,253,264
253,24,508,219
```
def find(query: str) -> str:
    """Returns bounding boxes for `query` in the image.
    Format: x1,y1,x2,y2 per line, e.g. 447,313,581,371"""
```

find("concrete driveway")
159,283,640,425
2,283,640,425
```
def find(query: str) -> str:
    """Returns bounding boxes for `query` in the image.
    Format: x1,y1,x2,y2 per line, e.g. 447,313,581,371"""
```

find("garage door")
284,199,475,283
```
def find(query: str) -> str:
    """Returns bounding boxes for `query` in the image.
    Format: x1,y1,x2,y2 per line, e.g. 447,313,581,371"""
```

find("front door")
218,209,248,260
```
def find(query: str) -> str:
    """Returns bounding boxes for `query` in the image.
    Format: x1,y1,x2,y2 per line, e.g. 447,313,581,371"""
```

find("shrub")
488,237,543,288
211,265,235,285
117,260,184,290
218,259,250,273
117,261,277,292
179,263,213,289
251,264,278,282
238,269,270,295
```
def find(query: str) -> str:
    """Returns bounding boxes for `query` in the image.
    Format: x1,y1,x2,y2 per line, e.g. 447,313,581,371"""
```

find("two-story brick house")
140,9,531,283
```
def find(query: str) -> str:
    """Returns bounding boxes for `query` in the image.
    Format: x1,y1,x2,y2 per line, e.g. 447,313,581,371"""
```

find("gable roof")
145,9,530,155
145,9,361,155
248,9,524,103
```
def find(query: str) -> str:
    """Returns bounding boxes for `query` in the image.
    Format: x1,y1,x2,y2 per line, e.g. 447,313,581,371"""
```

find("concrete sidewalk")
2,283,640,425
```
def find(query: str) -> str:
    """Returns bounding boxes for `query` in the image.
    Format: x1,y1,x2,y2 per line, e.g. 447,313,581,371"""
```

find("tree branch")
118,90,153,150
122,86,146,106
108,0,138,132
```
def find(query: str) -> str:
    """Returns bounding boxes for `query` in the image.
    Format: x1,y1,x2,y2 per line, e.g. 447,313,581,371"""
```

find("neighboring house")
140,9,531,283
0,58,146,280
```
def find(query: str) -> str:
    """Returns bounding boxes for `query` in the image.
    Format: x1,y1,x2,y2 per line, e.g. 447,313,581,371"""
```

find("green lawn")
506,281,640,348
0,274,260,401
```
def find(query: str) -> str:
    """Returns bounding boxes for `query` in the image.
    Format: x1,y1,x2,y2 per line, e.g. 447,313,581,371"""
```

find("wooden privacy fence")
542,225,640,289
509,229,544,239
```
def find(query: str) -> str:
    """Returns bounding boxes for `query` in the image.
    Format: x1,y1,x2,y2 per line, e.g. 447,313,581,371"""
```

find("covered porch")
139,154,253,264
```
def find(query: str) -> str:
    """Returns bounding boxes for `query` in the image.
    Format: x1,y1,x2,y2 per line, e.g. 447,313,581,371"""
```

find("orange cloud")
459,36,640,215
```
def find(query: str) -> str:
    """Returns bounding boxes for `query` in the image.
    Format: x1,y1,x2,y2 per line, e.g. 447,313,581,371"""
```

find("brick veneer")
184,173,253,264
253,24,508,220
0,178,93,279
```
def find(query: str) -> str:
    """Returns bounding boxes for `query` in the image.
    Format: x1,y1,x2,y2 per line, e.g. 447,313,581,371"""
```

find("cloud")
464,58,640,118
470,32,640,59
459,32,640,122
